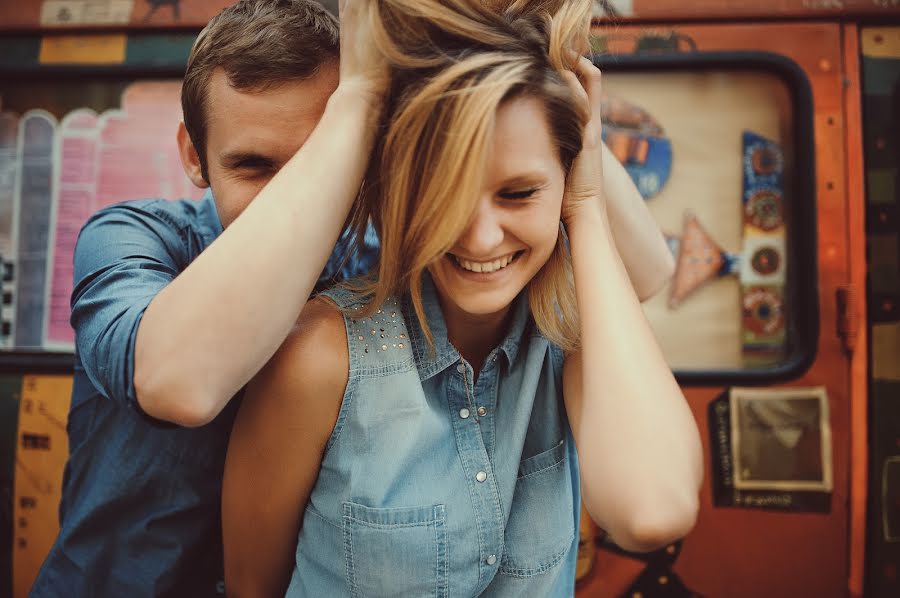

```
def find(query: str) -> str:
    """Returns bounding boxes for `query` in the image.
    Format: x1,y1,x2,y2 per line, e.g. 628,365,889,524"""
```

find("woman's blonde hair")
348,0,592,353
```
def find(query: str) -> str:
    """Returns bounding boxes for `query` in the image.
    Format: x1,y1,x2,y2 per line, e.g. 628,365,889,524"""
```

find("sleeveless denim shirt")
287,277,581,597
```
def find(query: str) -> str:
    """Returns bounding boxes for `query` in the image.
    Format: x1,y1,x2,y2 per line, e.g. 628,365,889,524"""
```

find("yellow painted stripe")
12,375,73,598
862,28,900,59
39,34,127,65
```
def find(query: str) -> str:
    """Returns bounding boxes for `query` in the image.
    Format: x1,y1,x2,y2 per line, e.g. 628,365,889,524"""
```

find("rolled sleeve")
71,204,185,411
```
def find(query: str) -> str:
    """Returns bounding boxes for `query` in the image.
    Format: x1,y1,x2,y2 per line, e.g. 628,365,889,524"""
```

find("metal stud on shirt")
475,471,487,483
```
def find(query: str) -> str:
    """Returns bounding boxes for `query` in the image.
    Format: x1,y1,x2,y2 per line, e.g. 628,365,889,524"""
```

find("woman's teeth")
454,252,517,274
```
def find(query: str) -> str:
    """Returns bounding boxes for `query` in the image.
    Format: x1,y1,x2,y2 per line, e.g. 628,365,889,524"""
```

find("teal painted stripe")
0,38,41,70
0,34,197,73
125,33,196,69
863,58,900,97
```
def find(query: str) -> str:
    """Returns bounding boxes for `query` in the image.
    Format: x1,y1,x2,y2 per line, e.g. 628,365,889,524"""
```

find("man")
33,0,674,595
32,1,384,595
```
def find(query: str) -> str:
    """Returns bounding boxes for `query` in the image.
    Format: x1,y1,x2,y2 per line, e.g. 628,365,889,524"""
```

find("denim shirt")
31,192,379,598
288,278,580,597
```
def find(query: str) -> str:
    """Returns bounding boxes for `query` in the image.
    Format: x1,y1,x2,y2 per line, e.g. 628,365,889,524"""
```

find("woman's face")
429,95,566,320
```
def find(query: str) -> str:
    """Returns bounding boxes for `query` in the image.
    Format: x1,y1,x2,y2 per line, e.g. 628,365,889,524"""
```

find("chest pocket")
342,501,449,598
499,439,576,578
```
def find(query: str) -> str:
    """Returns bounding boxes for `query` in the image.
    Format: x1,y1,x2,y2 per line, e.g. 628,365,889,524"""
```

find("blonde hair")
349,0,592,353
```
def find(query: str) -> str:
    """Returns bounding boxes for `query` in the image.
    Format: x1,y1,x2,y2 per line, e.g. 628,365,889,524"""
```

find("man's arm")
133,91,379,427
132,1,387,427
71,203,187,415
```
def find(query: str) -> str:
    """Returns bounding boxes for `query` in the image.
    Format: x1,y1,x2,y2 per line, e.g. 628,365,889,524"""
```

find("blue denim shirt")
31,192,379,597
288,278,580,597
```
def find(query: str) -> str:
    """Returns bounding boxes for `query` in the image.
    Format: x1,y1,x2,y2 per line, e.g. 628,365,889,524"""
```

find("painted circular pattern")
743,288,784,336
751,145,782,176
745,190,784,231
600,94,672,200
751,246,781,276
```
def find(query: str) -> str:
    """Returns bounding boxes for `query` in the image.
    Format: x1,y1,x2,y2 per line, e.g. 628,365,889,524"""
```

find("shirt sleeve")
317,220,381,290
70,203,186,413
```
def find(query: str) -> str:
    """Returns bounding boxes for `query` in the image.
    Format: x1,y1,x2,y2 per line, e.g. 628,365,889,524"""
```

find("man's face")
199,63,339,228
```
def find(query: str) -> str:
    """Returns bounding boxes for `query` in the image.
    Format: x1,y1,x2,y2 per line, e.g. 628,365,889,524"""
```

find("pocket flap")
517,439,566,479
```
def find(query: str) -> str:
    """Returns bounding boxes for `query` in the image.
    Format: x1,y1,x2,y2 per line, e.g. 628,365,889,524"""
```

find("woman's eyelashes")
498,186,542,201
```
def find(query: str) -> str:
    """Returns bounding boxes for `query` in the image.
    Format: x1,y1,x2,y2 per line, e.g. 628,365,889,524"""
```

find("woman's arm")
561,57,702,553
600,142,675,302
222,299,348,597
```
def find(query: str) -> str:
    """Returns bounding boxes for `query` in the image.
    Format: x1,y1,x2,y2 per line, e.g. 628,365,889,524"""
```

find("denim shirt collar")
202,189,224,238
405,272,531,381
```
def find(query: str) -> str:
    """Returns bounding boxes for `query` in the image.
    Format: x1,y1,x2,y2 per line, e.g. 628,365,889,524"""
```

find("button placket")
447,361,504,591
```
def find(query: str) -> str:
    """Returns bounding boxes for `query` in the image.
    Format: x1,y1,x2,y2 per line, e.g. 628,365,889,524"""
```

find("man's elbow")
134,372,221,428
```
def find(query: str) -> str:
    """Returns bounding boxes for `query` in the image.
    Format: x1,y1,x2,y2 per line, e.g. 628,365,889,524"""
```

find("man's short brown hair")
182,0,340,180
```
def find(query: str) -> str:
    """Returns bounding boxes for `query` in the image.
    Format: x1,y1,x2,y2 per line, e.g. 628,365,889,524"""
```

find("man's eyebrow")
219,151,277,167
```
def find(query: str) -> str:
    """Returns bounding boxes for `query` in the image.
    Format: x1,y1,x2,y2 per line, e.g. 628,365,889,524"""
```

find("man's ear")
177,121,209,189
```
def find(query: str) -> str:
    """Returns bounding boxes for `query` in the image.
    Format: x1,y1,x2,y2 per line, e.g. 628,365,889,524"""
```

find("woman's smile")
447,250,525,280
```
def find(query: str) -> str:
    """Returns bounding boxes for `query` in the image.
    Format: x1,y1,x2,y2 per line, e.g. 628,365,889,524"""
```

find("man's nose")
457,198,504,257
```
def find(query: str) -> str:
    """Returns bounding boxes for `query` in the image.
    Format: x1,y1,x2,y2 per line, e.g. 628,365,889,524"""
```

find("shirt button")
486,554,497,565
475,471,487,483
457,364,466,373
477,406,487,417
459,408,470,419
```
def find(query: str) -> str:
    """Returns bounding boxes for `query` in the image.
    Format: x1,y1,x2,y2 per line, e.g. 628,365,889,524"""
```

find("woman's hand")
561,55,606,230
337,0,390,102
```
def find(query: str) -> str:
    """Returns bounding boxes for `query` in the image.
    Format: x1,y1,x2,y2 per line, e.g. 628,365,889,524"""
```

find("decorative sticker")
708,387,833,513
40,0,133,26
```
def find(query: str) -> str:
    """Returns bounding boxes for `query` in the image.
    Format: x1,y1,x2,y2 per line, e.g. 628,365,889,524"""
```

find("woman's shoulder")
315,288,415,375
259,297,350,402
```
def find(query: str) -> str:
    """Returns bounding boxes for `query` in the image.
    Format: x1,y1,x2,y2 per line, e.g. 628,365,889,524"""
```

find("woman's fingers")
563,55,603,147
575,56,603,127
561,70,589,111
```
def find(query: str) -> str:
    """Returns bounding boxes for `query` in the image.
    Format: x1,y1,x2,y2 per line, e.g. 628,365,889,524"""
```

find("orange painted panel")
577,21,855,598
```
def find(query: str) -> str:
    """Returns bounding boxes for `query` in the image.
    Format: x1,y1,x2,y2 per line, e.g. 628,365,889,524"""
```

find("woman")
223,1,703,596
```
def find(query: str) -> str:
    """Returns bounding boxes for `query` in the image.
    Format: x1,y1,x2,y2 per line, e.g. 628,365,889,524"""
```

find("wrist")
563,196,608,237
331,81,386,112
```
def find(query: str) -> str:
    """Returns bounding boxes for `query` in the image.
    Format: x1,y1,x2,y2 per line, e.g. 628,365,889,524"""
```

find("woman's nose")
456,199,504,257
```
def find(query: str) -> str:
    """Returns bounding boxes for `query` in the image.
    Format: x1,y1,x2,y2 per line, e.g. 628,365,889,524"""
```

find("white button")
477,406,487,417
457,364,466,373
475,471,487,483
459,408,470,419
486,554,497,565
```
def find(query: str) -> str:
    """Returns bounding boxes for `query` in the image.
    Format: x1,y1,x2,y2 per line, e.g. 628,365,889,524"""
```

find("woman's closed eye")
498,187,542,201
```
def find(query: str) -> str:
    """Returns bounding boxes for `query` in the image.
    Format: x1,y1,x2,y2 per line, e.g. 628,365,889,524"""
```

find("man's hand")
338,0,390,102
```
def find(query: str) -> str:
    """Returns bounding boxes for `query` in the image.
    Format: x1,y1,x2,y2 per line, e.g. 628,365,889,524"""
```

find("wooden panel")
578,22,853,598
841,23,868,598
0,0,341,31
